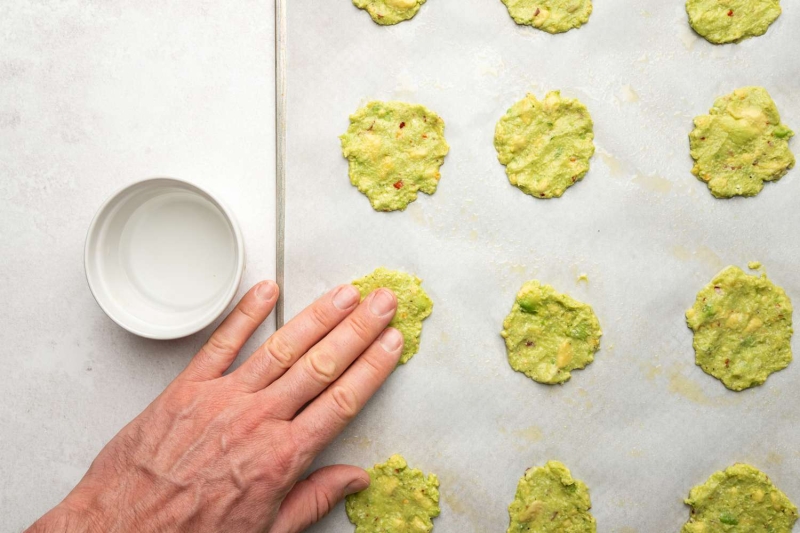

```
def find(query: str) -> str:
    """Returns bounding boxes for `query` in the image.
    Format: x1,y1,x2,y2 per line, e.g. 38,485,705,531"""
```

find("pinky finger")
270,465,369,533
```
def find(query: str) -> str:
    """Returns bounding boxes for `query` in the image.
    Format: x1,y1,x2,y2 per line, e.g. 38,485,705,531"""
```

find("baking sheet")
283,1,800,530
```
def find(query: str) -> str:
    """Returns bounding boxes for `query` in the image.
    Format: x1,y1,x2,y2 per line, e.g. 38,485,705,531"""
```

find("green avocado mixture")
340,101,450,212
500,0,592,33
689,87,795,198
353,0,427,25
346,455,440,533
501,280,602,384
686,0,782,44
686,265,793,391
495,91,595,199
507,461,596,533
682,464,798,532
353,267,433,365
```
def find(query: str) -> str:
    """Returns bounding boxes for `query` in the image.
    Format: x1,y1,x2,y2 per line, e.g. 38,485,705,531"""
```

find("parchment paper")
284,1,800,530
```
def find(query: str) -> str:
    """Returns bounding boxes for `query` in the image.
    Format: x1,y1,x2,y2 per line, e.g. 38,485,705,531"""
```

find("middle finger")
262,288,397,419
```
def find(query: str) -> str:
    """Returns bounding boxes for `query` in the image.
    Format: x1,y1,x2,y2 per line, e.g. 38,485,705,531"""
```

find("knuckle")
347,315,375,345
263,336,295,369
306,351,337,385
237,302,263,323
277,442,302,475
264,440,302,483
287,423,315,462
309,304,333,331
311,479,336,522
360,351,385,380
239,355,272,387
205,334,239,358
330,384,360,421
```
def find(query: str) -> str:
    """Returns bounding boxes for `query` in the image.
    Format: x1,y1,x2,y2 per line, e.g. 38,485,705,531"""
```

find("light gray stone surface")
0,2,276,529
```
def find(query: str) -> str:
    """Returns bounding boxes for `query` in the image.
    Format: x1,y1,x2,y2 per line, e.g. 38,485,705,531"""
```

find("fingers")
269,465,369,533
263,289,398,419
182,281,278,381
232,284,362,392
291,328,403,456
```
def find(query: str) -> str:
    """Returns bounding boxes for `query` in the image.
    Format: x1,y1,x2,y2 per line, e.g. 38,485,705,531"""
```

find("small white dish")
85,177,245,340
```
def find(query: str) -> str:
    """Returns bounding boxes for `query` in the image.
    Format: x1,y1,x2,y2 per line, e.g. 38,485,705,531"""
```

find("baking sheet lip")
276,0,287,329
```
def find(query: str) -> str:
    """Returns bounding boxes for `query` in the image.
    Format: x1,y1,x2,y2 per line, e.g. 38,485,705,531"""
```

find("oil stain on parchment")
671,245,724,271
765,452,784,466
436,466,495,527
633,173,673,194
667,363,711,404
598,150,625,178
341,435,373,450
642,358,740,407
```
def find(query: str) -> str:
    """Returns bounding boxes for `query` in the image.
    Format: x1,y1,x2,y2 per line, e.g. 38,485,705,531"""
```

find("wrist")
26,500,104,533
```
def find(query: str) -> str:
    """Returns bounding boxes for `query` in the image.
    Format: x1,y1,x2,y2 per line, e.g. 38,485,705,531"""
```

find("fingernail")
369,289,396,317
379,328,403,352
344,477,370,495
333,285,360,310
256,281,276,301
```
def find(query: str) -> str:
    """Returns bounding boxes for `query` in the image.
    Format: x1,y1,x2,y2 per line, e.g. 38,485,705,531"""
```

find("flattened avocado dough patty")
689,87,795,198
353,0,427,25
502,280,602,384
340,101,449,212
686,0,782,44
346,455,440,533
686,265,793,391
682,464,798,532
507,461,596,533
495,91,595,199
353,267,433,365
500,0,592,33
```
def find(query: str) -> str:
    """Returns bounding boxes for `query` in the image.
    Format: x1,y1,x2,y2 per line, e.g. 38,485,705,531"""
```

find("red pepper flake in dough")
399,122,406,129
727,9,734,16
393,180,404,189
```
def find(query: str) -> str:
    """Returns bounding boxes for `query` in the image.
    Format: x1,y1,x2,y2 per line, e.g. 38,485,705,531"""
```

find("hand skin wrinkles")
25,282,402,533
127,387,293,531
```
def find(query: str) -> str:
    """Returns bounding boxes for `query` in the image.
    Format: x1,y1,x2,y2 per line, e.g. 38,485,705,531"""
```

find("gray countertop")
0,2,276,529
5,1,800,532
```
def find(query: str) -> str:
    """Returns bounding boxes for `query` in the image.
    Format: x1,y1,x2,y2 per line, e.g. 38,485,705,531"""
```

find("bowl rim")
84,177,246,340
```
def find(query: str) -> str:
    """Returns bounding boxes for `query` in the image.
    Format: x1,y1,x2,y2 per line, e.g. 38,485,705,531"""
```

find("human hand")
28,280,403,533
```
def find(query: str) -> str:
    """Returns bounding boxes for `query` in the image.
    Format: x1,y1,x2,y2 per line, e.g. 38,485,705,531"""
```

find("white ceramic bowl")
85,178,245,339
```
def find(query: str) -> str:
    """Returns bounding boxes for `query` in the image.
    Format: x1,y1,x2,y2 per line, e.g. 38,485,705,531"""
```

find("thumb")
270,464,370,533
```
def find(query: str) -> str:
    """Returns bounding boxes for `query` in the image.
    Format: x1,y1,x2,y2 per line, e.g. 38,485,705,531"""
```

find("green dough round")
682,464,798,532
686,0,782,44
686,265,793,391
500,0,592,33
507,461,596,533
353,267,433,364
340,101,449,212
689,87,795,198
353,0,427,25
494,91,595,199
501,280,602,384
346,455,440,533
